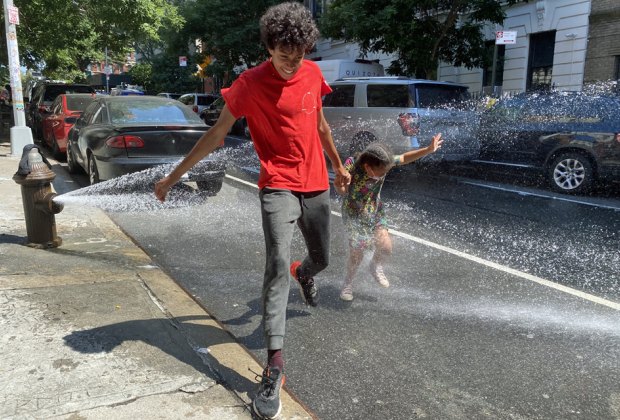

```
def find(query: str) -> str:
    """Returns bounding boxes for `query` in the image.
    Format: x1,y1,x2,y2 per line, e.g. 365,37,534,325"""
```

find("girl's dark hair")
355,142,393,169
260,2,319,53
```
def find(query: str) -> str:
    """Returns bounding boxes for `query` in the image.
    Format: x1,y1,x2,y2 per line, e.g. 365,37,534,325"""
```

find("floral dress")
341,155,401,249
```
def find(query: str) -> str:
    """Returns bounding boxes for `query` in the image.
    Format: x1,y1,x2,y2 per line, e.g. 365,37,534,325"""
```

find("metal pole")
3,0,33,156
490,43,498,97
105,46,109,93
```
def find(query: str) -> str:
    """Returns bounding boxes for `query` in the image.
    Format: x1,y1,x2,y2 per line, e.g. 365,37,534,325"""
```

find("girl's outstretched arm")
400,133,443,165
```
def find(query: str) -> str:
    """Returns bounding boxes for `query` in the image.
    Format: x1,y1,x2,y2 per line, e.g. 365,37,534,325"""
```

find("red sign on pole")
8,6,20,25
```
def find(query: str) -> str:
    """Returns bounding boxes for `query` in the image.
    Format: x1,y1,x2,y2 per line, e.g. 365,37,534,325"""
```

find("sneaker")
370,261,390,288
253,366,285,419
290,261,318,306
340,283,353,301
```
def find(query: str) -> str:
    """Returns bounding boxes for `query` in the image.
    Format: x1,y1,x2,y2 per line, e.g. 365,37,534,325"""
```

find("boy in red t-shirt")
154,2,350,418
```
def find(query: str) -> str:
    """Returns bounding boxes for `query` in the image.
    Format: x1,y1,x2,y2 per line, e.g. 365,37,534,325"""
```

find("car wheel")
88,155,100,185
349,132,376,156
66,145,81,174
547,151,594,194
196,178,223,196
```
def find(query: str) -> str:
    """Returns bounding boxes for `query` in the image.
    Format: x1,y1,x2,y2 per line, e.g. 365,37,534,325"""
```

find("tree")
320,0,525,78
1,0,183,80
180,0,282,83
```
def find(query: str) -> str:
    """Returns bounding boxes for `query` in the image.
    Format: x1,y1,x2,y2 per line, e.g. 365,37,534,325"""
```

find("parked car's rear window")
109,99,204,124
43,85,95,101
66,95,95,112
197,95,218,106
416,84,469,108
323,85,355,107
367,84,410,107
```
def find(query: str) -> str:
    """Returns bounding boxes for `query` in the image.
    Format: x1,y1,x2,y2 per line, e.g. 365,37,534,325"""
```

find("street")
70,138,620,420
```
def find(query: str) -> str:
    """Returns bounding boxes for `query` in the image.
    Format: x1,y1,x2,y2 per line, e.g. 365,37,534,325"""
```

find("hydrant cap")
13,145,56,184
28,148,43,167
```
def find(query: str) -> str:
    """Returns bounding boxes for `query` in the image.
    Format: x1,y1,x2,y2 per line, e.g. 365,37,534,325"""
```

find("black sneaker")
290,261,318,307
253,366,285,419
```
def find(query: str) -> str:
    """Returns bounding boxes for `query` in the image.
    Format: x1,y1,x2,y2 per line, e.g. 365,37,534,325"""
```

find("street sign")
8,5,19,25
496,31,517,45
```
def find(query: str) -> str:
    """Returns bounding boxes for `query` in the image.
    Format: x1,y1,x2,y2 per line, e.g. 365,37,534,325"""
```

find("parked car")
475,91,620,194
66,96,226,193
178,93,219,114
157,92,182,100
27,82,96,140
41,93,96,159
200,96,250,137
322,77,478,161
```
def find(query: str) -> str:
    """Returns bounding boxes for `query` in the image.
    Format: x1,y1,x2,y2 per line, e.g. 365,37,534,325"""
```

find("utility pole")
3,0,33,156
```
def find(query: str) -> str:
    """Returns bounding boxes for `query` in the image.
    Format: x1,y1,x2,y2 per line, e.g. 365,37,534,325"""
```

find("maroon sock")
268,349,284,371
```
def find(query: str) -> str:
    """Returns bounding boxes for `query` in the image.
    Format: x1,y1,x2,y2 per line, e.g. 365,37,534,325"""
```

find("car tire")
349,132,376,156
547,151,594,194
66,145,81,174
88,154,100,185
196,178,223,196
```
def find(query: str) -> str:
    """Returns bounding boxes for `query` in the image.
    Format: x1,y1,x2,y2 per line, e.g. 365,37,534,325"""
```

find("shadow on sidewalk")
63,315,256,396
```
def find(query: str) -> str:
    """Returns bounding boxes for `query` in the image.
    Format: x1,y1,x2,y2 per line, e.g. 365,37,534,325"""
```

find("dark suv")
475,92,620,193
322,77,478,161
27,82,96,140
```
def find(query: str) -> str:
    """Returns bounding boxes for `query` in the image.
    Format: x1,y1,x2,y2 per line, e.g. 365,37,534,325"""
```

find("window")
527,31,556,91
416,85,469,108
367,84,410,107
483,41,505,87
323,85,355,107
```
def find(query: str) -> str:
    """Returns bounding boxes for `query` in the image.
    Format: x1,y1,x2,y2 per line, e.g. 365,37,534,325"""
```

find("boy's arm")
400,133,443,165
154,105,237,202
317,108,351,189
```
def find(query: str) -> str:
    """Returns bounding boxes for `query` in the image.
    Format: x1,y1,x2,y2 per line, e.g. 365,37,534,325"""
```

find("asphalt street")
49,137,620,419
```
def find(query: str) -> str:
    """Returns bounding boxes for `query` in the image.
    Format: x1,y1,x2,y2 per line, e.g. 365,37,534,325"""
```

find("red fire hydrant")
12,146,64,248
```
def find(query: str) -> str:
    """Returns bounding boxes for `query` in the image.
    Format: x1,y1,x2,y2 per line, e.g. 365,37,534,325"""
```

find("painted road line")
226,174,620,312
458,179,620,211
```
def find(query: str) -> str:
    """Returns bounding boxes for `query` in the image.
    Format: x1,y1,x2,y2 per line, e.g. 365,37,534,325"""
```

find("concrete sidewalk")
0,137,312,420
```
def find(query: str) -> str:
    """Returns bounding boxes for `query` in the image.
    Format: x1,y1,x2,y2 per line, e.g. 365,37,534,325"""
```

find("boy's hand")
429,133,443,152
334,166,351,190
154,177,173,202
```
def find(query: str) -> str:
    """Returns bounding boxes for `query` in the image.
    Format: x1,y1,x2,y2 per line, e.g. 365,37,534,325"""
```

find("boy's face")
268,45,305,80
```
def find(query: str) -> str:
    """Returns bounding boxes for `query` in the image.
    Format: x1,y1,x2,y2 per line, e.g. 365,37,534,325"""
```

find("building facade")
306,0,619,97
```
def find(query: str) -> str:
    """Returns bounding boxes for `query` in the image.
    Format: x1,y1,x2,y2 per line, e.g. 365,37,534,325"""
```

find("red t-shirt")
222,59,333,192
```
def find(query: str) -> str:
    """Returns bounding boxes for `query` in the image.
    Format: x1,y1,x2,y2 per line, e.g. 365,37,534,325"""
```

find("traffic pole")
3,0,33,156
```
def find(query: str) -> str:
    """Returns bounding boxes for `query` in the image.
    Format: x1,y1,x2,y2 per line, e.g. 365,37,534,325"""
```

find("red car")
42,93,96,158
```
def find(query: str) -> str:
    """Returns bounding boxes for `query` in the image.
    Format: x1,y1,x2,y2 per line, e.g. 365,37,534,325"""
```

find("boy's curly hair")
260,2,319,53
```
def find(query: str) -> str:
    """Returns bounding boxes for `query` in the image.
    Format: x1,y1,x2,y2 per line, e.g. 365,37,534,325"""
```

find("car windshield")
108,99,204,124
66,95,95,112
43,85,95,101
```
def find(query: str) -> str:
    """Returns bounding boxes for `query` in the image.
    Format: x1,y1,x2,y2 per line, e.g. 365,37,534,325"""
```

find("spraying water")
53,142,258,213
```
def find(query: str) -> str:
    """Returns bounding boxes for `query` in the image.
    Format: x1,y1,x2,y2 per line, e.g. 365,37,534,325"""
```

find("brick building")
583,0,620,83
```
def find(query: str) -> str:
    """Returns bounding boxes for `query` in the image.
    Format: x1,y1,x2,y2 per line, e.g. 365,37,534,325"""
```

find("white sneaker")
370,262,389,288
340,283,354,301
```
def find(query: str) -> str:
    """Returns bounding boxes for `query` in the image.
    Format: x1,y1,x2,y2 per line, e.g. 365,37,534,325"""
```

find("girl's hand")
429,133,443,152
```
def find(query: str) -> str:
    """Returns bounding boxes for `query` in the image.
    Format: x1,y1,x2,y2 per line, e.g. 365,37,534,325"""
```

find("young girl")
335,134,443,301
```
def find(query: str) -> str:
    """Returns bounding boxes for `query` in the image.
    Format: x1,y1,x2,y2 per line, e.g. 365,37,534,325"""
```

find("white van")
313,59,385,83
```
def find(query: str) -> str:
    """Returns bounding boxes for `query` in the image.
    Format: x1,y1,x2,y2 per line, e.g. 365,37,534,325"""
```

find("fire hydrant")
12,146,64,248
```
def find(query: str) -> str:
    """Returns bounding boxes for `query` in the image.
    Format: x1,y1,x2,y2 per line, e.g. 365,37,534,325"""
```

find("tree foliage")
1,0,183,80
320,0,525,78
180,0,283,83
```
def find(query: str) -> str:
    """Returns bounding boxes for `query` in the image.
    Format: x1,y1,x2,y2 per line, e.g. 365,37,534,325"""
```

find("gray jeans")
259,188,331,350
